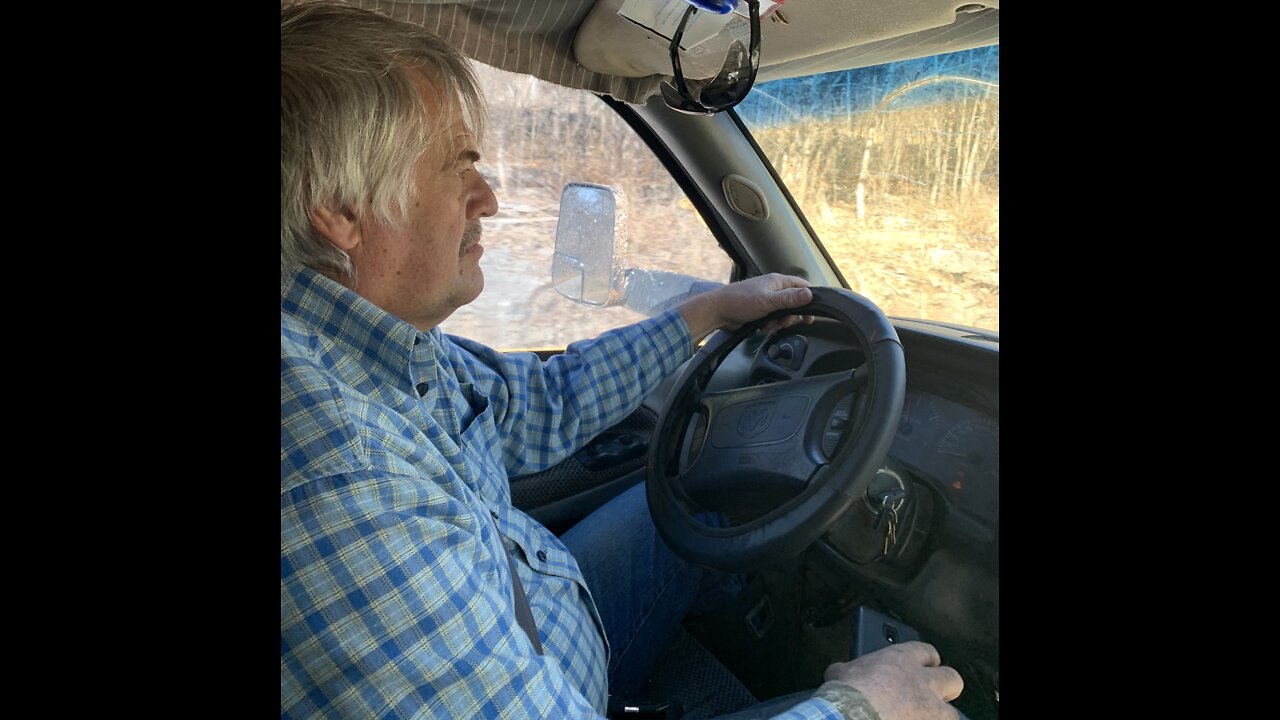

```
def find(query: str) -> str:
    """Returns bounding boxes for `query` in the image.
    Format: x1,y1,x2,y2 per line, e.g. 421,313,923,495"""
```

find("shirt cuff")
645,307,698,374
810,681,881,720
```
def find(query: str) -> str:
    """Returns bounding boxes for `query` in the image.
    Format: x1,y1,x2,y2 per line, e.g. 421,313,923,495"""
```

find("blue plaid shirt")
280,267,846,720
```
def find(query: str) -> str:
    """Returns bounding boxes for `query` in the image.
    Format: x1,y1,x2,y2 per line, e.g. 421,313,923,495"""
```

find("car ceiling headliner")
350,0,999,104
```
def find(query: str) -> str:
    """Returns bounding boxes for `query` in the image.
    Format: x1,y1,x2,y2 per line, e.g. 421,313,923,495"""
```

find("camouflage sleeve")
810,682,882,720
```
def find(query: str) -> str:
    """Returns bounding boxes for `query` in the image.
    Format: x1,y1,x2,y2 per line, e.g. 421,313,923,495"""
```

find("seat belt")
489,512,544,654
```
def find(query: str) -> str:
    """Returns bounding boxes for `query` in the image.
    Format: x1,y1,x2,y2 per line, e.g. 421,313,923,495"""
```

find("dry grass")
753,100,1000,332
809,193,999,332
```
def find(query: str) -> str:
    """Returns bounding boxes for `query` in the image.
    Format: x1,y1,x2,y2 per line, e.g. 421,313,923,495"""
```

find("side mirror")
553,181,629,306
553,181,728,315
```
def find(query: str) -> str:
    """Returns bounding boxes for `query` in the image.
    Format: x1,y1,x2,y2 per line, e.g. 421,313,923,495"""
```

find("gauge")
897,393,941,439
936,417,999,518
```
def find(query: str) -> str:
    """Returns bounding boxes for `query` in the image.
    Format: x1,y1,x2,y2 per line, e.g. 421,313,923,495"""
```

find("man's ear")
310,205,362,251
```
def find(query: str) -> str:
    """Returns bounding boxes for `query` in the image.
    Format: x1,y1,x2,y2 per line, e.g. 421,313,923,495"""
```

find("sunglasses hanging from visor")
659,0,762,115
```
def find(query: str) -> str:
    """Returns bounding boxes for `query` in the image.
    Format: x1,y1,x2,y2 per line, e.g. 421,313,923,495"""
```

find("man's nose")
471,173,498,219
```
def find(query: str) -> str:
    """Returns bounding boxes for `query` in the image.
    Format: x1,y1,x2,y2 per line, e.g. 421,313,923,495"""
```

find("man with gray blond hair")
280,2,964,719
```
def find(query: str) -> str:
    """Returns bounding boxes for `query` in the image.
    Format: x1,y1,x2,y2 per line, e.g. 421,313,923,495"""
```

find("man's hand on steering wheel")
677,273,817,340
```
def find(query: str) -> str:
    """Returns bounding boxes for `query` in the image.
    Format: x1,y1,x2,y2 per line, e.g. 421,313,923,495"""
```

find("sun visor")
353,0,997,105
573,0,998,80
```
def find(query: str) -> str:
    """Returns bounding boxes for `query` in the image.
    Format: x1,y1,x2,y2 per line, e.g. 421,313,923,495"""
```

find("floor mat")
644,628,759,720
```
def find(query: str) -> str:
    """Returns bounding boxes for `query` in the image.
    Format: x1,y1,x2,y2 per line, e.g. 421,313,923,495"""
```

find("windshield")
737,46,999,332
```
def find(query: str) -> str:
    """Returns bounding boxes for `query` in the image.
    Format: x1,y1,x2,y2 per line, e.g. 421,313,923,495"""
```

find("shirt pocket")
458,385,510,504
458,382,501,464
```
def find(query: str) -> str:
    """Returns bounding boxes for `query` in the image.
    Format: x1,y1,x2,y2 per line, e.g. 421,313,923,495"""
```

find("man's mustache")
460,222,483,253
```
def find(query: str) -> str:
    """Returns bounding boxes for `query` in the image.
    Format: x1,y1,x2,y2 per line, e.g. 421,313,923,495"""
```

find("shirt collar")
281,266,433,377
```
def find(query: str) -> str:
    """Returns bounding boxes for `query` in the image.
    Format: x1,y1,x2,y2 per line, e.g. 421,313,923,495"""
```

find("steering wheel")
646,287,906,573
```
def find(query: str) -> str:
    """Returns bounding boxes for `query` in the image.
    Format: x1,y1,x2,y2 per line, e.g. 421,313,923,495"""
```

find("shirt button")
416,382,429,396
536,550,548,562
490,509,499,519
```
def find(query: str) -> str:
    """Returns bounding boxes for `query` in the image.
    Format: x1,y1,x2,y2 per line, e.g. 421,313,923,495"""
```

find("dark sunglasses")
660,0,761,115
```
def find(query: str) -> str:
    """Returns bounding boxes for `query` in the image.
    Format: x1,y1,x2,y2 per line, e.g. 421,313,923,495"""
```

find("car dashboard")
746,319,998,526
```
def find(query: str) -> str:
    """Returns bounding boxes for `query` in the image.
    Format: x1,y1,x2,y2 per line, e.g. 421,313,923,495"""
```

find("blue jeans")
561,482,791,719
560,481,709,699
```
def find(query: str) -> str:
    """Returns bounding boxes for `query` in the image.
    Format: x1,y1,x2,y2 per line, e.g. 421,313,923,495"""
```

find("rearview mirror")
553,182,629,306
